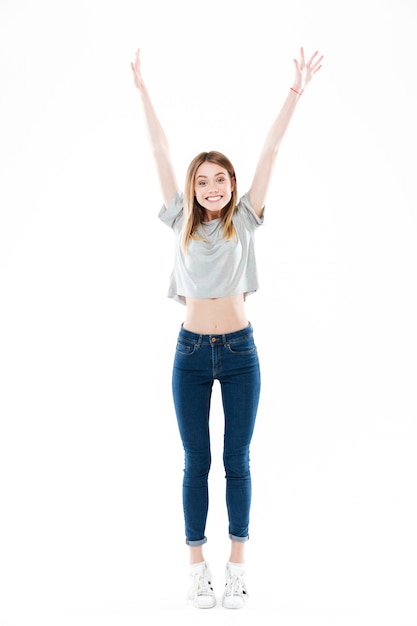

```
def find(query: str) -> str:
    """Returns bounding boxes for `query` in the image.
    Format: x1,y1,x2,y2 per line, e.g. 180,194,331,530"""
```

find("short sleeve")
158,190,184,230
235,193,264,229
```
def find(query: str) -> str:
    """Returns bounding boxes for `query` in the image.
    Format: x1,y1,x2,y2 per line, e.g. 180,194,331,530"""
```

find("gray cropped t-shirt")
158,191,264,305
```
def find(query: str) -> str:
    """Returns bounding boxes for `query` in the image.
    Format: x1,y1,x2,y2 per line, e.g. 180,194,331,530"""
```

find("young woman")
131,47,322,609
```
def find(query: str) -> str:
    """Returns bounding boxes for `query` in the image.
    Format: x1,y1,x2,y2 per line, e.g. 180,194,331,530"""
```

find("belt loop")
197,334,202,347
222,333,227,345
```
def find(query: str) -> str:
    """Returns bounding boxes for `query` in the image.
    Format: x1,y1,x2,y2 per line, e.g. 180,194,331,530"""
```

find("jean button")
211,337,217,343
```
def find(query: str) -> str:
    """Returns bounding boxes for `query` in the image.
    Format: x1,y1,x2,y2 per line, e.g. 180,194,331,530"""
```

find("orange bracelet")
290,87,303,95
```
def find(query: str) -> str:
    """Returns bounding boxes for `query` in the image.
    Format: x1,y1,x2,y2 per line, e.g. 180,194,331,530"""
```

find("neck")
203,210,222,221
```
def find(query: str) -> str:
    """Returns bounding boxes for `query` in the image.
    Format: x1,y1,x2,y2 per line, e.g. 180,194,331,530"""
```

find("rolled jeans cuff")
229,533,249,543
186,536,207,547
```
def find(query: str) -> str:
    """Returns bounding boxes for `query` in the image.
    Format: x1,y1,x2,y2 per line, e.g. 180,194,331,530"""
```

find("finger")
133,49,141,71
300,46,305,66
306,50,319,66
311,54,324,70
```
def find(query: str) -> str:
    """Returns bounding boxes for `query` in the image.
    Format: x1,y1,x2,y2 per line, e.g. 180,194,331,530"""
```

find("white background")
1,1,416,624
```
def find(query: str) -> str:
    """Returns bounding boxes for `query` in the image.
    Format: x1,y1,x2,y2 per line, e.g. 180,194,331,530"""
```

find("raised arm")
131,49,179,207
249,48,323,216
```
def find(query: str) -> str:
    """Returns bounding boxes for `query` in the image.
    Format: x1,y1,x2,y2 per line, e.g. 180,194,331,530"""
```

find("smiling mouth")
206,195,222,202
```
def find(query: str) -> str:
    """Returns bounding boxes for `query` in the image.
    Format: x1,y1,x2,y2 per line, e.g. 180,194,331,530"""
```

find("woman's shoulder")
234,192,264,228
158,190,184,229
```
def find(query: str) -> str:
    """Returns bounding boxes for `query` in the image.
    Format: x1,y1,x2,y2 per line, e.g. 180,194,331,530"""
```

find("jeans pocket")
175,340,198,356
226,336,257,355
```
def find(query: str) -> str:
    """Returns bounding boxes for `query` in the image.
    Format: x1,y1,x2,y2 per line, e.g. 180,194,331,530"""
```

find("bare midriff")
183,293,248,335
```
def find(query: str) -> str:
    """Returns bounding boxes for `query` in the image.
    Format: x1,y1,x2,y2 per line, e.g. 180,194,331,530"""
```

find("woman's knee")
223,447,250,479
184,448,211,478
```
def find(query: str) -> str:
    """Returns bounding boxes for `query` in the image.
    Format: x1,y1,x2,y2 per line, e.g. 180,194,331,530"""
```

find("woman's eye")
217,177,225,183
198,181,207,186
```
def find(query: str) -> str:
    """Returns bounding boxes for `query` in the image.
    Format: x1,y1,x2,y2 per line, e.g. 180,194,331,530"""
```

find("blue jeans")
172,323,261,546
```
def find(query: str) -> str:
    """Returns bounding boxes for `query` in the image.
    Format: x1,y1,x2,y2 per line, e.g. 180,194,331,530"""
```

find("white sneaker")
187,561,216,609
222,562,248,609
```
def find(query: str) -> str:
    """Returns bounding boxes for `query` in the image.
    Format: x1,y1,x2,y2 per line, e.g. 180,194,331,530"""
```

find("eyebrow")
196,172,227,179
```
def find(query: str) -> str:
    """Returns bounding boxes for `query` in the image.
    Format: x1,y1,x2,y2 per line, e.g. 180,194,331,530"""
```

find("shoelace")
189,571,214,600
224,574,248,598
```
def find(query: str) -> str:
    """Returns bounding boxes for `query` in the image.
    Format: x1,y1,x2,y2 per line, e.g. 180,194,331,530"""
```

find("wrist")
290,86,303,96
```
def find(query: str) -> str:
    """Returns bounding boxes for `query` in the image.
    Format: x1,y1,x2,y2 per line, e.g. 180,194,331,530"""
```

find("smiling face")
194,161,235,221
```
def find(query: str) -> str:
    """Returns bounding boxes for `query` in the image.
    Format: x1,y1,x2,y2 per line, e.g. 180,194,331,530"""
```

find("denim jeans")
172,323,261,546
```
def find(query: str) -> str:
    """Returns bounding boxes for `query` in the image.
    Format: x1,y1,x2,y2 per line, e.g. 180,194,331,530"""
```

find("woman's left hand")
292,47,323,93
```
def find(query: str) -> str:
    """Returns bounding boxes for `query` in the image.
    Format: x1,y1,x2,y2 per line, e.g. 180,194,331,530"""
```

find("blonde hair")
181,151,238,254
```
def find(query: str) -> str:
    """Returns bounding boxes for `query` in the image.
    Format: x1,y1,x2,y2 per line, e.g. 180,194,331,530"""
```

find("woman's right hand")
130,47,178,207
131,48,144,90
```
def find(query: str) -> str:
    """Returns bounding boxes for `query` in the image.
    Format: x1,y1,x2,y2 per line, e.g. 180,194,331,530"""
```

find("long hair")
181,151,238,254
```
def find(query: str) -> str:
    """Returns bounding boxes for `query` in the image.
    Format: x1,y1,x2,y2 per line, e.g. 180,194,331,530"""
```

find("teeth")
207,196,221,202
